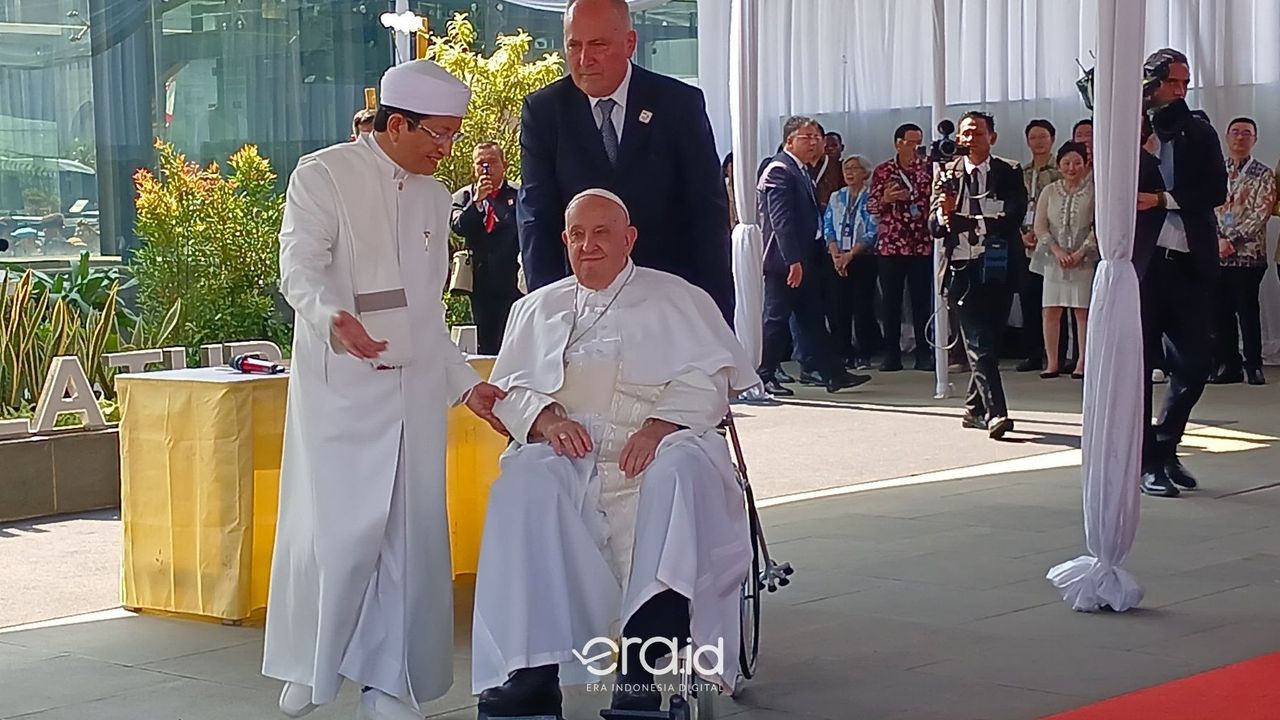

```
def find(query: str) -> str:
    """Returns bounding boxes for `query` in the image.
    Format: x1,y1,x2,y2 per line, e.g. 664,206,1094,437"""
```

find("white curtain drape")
1045,0,1146,614
729,0,764,374
504,0,672,11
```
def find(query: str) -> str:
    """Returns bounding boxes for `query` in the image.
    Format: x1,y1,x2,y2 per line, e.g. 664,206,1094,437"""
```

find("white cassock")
263,134,480,708
471,263,761,695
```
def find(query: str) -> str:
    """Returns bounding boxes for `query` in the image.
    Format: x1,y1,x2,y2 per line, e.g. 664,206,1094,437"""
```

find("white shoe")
357,689,423,720
1152,369,1168,384
279,682,318,718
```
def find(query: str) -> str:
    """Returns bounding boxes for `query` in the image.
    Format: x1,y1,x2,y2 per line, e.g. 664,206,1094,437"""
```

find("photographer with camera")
929,111,1028,440
451,142,523,355
1133,48,1228,498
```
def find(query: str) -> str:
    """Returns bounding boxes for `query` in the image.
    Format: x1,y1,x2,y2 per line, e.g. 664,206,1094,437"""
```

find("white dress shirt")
1150,136,1190,253
587,62,633,145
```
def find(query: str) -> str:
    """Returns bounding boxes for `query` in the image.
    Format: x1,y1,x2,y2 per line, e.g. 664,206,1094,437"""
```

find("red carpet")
1043,652,1280,719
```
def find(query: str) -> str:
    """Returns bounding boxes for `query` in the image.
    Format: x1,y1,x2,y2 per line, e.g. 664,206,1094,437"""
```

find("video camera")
919,119,970,165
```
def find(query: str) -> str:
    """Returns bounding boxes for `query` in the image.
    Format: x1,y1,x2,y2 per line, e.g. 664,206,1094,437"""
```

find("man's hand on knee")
530,405,593,459
620,419,681,479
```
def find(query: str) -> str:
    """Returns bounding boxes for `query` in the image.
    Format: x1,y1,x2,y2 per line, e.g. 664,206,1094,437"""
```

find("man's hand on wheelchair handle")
620,418,681,479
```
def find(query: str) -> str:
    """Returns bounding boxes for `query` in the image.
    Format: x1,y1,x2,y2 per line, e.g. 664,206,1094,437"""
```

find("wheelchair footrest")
599,709,672,720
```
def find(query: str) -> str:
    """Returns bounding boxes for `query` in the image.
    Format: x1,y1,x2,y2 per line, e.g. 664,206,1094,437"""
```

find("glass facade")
0,0,697,259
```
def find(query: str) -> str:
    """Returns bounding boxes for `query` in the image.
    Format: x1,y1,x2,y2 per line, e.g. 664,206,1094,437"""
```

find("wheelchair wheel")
738,487,762,681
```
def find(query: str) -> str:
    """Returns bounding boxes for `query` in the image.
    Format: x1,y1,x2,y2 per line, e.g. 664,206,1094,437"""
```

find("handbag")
448,249,473,295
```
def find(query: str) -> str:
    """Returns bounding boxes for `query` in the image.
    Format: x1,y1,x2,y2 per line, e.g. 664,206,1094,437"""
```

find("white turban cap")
379,60,470,117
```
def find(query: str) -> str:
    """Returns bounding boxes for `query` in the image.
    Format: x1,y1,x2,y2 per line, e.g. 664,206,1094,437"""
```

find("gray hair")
842,154,872,172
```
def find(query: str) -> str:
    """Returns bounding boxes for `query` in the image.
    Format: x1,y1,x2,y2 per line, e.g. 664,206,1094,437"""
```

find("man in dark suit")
1132,48,1228,497
930,111,1028,440
516,0,734,325
757,116,867,396
451,142,523,355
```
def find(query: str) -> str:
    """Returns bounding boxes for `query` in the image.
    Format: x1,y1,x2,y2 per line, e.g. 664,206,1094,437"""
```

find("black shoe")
1016,358,1043,372
825,370,871,393
914,355,936,372
1039,370,1060,379
987,416,1014,440
477,666,562,719
880,355,903,372
608,676,662,713
1209,367,1244,384
852,356,872,371
1141,467,1181,497
1246,367,1266,386
1164,459,1198,489
799,369,825,386
961,413,988,430
762,380,794,397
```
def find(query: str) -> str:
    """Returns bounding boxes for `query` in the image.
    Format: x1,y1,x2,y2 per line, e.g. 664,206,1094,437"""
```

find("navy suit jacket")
1133,116,1227,282
516,65,734,324
758,151,822,276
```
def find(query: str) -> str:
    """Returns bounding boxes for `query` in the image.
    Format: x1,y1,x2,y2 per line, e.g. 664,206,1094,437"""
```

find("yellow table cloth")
118,359,506,622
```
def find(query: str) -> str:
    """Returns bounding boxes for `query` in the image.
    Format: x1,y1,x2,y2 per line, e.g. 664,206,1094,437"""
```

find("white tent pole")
394,0,411,65
931,0,951,399
729,0,766,383
1046,0,1147,613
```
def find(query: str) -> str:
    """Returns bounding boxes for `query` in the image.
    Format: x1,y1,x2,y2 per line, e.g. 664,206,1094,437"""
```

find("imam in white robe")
263,135,480,709
471,263,760,695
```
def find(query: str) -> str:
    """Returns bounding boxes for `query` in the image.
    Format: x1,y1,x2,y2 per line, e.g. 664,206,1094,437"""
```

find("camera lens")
937,119,955,135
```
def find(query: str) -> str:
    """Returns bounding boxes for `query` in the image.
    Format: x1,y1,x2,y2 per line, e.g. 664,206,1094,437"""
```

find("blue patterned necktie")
596,98,619,165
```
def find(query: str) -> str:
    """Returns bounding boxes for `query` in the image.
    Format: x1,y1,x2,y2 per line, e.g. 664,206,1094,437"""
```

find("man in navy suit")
516,0,734,325
1132,48,1227,497
757,115,867,395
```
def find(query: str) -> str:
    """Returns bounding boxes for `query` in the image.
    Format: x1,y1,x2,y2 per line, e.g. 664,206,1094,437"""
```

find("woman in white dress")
1031,142,1096,379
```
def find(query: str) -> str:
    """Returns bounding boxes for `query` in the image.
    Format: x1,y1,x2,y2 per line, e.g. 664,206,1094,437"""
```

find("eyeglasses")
1227,129,1256,138
407,118,464,144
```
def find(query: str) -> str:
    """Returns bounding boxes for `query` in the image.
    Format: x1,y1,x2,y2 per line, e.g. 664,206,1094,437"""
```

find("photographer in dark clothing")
1133,48,1228,498
930,111,1028,441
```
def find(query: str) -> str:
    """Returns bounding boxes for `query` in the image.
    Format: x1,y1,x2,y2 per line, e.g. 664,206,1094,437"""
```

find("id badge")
1023,207,1036,228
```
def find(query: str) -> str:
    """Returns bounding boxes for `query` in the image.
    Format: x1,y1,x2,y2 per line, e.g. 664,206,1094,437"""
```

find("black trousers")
761,262,840,380
826,255,881,362
621,589,690,676
1140,250,1214,470
947,262,1010,420
471,282,521,356
1213,265,1267,372
879,255,933,362
1018,264,1045,361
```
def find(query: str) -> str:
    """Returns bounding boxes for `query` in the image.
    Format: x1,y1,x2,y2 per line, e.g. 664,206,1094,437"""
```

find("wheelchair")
601,413,793,720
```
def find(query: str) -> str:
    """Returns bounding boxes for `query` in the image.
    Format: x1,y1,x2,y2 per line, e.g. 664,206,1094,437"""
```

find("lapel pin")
639,110,653,124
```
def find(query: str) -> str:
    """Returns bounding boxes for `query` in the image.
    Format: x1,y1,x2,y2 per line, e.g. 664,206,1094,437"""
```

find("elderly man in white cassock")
262,60,508,720
470,189,759,720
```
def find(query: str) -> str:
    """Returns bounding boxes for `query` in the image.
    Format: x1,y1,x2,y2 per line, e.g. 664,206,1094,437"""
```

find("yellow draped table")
117,359,505,623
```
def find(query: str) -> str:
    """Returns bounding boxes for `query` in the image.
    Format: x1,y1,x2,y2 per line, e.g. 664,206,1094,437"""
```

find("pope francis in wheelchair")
472,189,761,720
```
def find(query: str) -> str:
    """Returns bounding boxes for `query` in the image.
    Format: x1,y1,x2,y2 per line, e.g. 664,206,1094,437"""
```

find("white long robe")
471,265,759,694
263,136,480,708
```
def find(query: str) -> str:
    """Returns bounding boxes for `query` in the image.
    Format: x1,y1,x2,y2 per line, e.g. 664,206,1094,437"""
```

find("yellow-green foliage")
421,12,563,194
0,270,179,417
132,141,290,351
